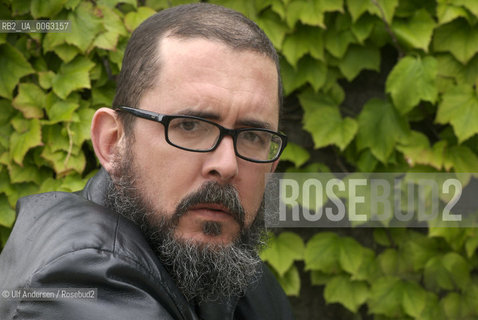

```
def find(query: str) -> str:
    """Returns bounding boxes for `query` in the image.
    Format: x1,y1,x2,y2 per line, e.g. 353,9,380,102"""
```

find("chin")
175,227,239,247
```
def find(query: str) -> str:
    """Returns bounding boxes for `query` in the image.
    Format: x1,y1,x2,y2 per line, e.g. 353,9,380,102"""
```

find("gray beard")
103,152,267,303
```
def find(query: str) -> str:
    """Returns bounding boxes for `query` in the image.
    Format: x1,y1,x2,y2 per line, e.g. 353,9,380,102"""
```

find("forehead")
140,36,280,127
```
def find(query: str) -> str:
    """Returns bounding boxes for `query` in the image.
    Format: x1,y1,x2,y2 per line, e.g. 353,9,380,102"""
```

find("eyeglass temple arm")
116,106,164,122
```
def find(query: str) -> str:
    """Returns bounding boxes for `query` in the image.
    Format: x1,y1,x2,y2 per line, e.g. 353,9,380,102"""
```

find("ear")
91,108,125,173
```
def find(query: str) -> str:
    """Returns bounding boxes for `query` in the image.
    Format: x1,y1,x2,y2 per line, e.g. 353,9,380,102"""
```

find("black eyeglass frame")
115,106,288,163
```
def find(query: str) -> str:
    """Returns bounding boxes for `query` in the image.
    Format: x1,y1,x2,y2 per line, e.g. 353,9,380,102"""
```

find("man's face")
119,37,279,245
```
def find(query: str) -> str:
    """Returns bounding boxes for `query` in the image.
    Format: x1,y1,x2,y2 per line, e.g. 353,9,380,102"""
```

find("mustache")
173,181,245,229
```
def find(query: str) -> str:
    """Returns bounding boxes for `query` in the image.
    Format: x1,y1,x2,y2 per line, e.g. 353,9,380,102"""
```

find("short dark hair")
112,3,282,135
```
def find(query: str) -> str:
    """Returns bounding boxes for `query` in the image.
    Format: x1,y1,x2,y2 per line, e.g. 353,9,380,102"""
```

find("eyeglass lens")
167,117,281,161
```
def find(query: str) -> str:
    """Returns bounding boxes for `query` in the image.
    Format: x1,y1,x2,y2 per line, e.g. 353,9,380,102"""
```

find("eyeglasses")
115,106,287,163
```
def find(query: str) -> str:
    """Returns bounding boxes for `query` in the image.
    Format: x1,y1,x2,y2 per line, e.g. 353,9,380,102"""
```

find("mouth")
189,203,232,216
186,203,245,226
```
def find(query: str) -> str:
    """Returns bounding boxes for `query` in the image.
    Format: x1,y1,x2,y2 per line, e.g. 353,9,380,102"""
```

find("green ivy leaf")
441,292,470,320
402,233,442,271
282,26,324,67
305,232,340,273
355,149,378,172
324,275,369,313
11,0,31,16
377,249,400,276
92,85,116,107
274,264,301,296
124,6,156,32
208,0,257,19
433,19,478,65
338,237,369,277
442,252,471,290
369,277,428,318
52,44,80,63
0,195,15,228
373,229,391,247
66,2,104,53
321,0,344,13
38,71,56,90
285,0,325,29
52,56,95,99
465,234,478,258
98,0,137,8
436,84,478,143
351,14,376,44
401,281,429,319
324,15,356,58
43,124,70,153
424,253,471,292
59,172,92,192
429,225,469,251
70,108,95,146
9,118,43,165
463,280,478,315
280,142,310,167
46,99,80,124
7,162,49,185
368,0,399,23
270,0,286,19
93,5,128,50
261,232,304,277
368,277,404,317
39,177,63,194
392,9,436,52
41,145,86,176
357,98,410,163
12,83,46,119
339,45,380,81
454,0,478,17
386,56,438,114
346,0,371,22
108,38,127,70
445,146,478,184
256,10,289,50
396,131,445,170
65,0,82,10
436,2,472,25
424,257,451,291
436,53,478,87
299,90,357,150
43,31,68,55
0,44,34,99
31,0,67,18
310,270,333,286
281,56,327,95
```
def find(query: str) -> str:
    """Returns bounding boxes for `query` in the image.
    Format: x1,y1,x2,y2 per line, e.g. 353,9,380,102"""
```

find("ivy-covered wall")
1,0,478,319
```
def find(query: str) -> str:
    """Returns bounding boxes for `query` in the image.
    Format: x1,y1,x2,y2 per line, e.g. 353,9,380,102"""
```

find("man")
0,3,293,319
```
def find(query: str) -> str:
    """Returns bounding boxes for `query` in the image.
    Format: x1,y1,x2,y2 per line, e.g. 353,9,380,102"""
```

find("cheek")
238,165,270,225
131,137,202,214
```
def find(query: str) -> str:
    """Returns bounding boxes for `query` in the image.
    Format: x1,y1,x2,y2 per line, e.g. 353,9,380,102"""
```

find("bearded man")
0,3,293,319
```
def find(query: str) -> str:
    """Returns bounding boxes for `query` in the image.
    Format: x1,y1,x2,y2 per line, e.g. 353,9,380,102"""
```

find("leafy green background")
1,0,478,319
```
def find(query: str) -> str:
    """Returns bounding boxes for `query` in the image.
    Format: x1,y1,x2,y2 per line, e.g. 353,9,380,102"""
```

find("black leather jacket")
0,169,294,319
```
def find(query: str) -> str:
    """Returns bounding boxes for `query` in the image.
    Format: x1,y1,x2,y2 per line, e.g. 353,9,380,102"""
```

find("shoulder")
0,191,193,320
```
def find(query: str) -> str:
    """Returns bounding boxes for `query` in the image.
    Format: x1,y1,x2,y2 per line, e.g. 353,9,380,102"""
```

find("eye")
241,130,267,146
178,119,199,131
171,118,204,132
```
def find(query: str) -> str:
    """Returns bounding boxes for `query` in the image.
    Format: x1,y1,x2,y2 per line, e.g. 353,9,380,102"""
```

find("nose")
201,135,239,183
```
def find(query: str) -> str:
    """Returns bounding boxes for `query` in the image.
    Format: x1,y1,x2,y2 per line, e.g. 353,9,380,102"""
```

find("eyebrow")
176,108,274,130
